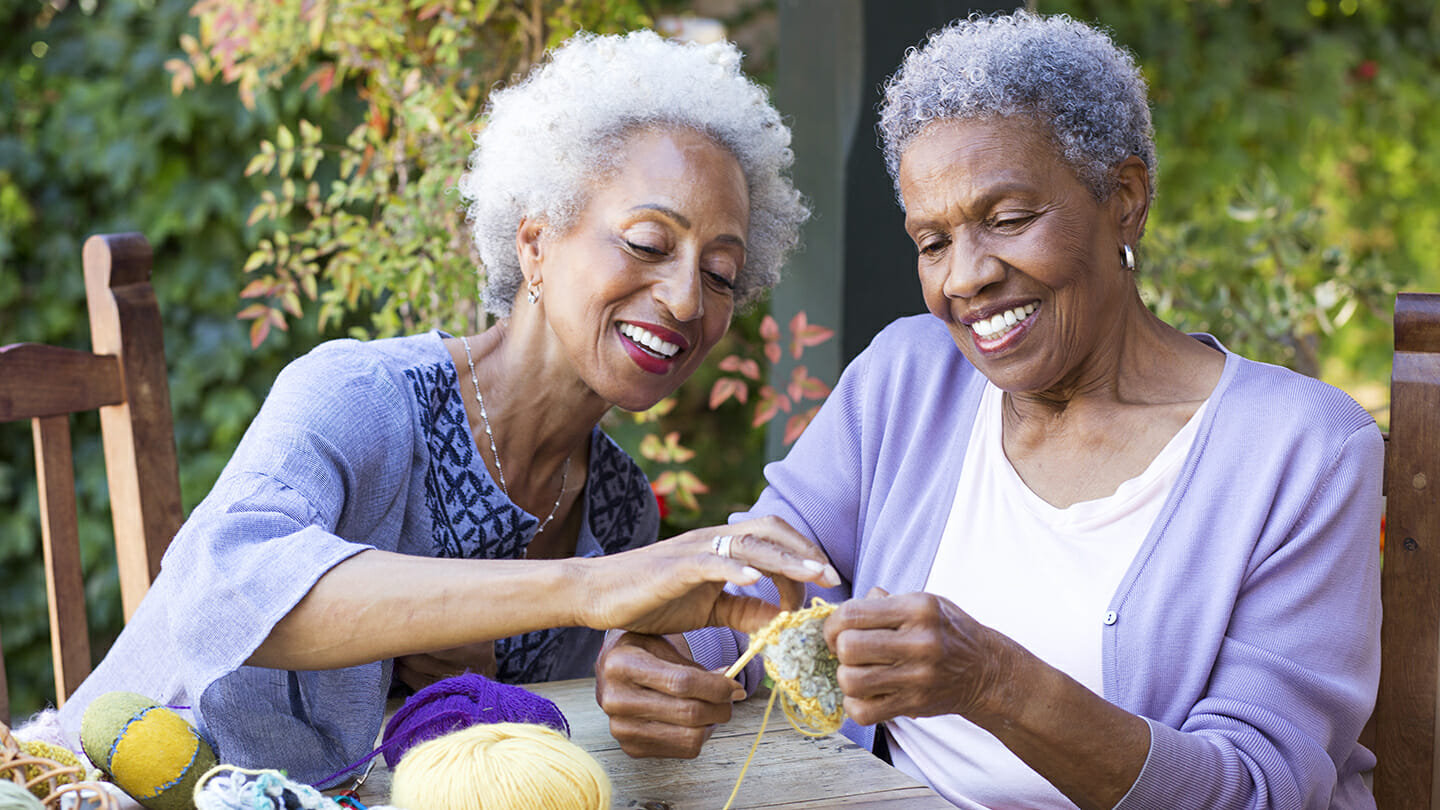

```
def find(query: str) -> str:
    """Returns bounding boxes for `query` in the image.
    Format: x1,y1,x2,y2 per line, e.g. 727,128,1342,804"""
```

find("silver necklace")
461,336,571,535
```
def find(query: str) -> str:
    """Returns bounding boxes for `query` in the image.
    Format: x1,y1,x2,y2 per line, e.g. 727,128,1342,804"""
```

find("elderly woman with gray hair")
50,30,836,787
597,12,1382,809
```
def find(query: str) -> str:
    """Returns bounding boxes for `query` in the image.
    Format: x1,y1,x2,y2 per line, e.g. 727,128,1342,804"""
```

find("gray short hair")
878,10,1156,207
458,30,809,318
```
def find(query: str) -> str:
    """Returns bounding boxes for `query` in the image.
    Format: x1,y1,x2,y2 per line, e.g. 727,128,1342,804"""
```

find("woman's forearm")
246,549,587,670
972,645,1150,810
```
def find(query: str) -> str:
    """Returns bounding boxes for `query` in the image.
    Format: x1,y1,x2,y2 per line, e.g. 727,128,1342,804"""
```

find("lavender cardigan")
686,315,1382,809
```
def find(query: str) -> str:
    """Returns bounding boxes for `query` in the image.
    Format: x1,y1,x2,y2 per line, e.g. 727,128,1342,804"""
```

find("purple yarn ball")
380,672,570,767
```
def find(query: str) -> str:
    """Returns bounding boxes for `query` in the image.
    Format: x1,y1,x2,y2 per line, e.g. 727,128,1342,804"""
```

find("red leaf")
789,310,835,359
237,303,269,320
765,341,781,365
239,279,274,298
784,406,821,445
248,316,270,348
752,387,791,427
788,366,832,401
719,354,761,380
651,470,678,496
709,377,747,409
675,470,710,496
760,314,780,342
639,433,665,461
301,63,336,96
788,310,809,337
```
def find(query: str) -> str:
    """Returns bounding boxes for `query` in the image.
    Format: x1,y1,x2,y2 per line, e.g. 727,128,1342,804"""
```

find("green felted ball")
79,692,218,810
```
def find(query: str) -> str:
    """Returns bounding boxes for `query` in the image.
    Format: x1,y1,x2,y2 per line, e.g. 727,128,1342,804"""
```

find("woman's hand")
393,640,497,692
823,587,1022,726
595,631,745,758
580,515,840,637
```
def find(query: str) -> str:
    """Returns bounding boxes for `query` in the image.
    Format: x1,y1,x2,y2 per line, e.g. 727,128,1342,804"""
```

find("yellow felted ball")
390,722,610,810
79,692,218,810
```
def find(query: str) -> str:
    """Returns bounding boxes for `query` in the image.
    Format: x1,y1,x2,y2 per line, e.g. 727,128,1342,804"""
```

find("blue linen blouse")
54,331,659,786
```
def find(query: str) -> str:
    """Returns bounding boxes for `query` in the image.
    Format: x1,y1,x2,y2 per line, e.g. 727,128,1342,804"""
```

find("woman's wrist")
563,556,602,629
967,628,1044,729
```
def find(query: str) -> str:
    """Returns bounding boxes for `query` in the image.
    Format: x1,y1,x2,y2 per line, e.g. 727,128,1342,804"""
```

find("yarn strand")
720,598,846,809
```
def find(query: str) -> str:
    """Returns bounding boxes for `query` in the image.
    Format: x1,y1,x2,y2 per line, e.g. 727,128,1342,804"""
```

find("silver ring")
713,534,735,559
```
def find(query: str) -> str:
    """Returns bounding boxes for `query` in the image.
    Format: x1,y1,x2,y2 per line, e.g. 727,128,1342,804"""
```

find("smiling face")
899,116,1145,396
522,127,749,412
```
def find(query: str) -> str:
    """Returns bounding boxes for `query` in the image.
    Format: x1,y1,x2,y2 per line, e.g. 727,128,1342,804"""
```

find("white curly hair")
878,10,1156,207
459,29,809,318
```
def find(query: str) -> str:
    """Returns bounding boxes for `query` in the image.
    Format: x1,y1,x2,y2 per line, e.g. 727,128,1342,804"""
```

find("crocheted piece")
193,766,400,810
726,598,845,736
0,722,118,809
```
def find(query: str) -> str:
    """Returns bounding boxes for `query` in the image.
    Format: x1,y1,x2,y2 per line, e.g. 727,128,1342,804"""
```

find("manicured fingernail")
740,565,762,580
732,688,747,701
802,559,826,573
823,565,841,586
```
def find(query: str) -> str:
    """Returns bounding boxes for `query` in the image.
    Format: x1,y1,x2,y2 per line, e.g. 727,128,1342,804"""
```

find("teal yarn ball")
0,780,44,810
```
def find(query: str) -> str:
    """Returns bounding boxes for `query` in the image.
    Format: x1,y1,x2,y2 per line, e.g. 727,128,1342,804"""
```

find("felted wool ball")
79,692,218,810
390,722,610,810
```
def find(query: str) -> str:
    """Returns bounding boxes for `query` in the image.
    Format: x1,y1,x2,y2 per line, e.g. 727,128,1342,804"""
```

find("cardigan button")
1103,611,1118,626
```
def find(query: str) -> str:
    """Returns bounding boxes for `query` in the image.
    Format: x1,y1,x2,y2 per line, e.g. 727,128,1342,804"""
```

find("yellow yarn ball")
390,722,610,810
79,692,218,810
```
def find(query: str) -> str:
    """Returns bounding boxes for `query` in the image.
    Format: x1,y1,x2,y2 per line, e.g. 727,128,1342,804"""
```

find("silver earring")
527,282,541,305
1121,243,1136,272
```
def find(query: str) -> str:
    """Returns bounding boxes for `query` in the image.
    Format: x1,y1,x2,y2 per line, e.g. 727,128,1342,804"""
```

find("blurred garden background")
2,0,1437,719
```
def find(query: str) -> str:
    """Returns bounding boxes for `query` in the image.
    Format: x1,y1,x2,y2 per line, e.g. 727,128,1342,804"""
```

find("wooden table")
348,678,950,808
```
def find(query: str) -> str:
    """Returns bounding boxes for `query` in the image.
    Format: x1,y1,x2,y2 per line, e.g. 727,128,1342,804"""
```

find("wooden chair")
0,233,182,722
1372,291,1440,809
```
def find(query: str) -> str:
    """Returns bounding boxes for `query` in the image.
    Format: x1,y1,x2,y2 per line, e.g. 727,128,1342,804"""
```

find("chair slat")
32,415,93,706
85,233,182,620
1396,293,1440,354
0,344,123,419
0,232,180,717
1374,292,1440,810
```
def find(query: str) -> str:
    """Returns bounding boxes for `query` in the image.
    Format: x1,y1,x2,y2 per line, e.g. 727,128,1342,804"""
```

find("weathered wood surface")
1374,292,1440,810
350,677,949,808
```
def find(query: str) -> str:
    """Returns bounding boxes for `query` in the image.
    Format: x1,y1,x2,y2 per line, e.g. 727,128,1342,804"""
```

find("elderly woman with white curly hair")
50,30,838,787
597,12,1382,809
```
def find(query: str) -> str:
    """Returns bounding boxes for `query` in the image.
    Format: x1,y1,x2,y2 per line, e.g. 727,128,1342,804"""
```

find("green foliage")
5,0,1432,722
0,0,339,721
1140,167,1395,378
179,0,657,344
1046,0,1440,412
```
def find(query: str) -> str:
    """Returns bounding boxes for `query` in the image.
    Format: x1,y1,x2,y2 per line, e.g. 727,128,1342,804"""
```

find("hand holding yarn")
583,516,840,637
720,597,845,810
823,587,1016,726
593,632,742,759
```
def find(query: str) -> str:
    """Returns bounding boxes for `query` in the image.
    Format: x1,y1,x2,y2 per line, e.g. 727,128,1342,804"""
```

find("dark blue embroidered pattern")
403,358,651,683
